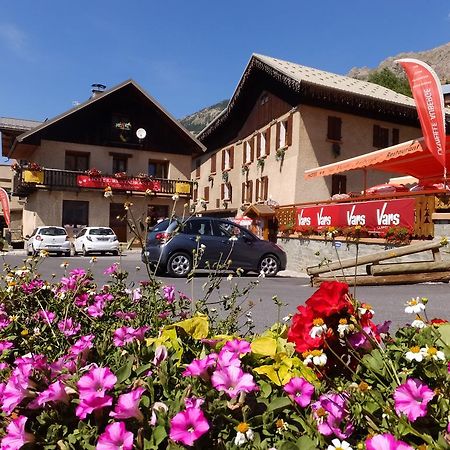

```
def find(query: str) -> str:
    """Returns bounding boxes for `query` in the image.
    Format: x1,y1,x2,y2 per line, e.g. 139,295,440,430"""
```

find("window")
65,151,90,171
244,140,254,165
331,174,347,196
221,183,232,201
112,155,127,174
392,128,400,145
373,125,390,148
222,147,234,171
327,116,342,142
256,176,268,202
241,180,253,203
62,200,89,227
193,186,198,202
210,153,217,174
182,219,212,236
278,120,287,148
204,186,210,202
148,160,168,178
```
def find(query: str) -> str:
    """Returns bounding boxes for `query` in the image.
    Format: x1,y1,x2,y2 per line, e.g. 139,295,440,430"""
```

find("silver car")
26,226,71,256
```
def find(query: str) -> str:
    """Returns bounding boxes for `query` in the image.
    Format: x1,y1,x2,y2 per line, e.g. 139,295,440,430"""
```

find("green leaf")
116,356,134,383
267,396,291,412
152,425,167,446
294,435,318,450
251,336,277,356
279,442,300,450
435,323,450,355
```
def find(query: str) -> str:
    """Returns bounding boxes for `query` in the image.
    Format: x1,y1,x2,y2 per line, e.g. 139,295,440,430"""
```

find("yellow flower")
236,422,249,433
21,329,29,336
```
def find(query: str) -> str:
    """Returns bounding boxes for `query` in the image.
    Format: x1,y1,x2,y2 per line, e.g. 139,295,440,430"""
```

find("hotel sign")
76,175,162,192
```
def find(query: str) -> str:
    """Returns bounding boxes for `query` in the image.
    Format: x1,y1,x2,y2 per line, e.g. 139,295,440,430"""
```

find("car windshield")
89,228,114,236
150,219,174,232
39,227,67,236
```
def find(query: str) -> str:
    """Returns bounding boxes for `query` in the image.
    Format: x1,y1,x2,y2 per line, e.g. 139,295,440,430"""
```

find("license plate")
97,237,108,241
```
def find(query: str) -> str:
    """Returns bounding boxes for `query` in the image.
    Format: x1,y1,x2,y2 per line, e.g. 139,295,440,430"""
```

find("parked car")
73,227,119,256
141,217,286,277
26,226,71,256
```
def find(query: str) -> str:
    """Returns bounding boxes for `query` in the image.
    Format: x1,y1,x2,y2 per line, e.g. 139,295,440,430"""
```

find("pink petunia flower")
110,387,145,421
57,318,81,337
217,349,242,369
222,339,252,355
35,381,69,406
162,285,176,304
114,311,137,320
0,341,14,354
96,421,133,450
366,433,413,450
394,378,434,422
0,415,34,449
87,300,105,318
284,377,315,407
184,397,205,409
153,345,168,366
104,263,119,275
77,366,117,399
312,393,354,439
69,334,95,357
35,310,56,323
211,366,258,398
74,293,90,307
183,354,217,380
1,372,34,415
76,394,113,420
112,326,148,347
169,407,210,446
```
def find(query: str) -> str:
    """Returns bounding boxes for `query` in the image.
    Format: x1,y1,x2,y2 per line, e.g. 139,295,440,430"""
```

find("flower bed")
0,259,448,449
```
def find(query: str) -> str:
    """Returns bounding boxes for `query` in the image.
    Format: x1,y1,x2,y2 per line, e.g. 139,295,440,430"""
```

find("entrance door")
109,203,127,242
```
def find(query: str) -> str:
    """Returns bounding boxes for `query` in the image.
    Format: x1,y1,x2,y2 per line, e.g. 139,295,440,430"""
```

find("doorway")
109,203,127,242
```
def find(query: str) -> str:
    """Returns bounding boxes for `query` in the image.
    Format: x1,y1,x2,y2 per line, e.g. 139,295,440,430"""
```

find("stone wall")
277,222,450,275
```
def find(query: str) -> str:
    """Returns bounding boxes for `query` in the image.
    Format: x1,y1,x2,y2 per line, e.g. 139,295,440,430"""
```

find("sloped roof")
0,117,41,133
253,54,416,107
12,79,205,154
198,53,421,143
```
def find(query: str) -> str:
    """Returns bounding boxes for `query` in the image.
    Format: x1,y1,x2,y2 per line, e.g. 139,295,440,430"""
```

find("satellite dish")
136,128,147,140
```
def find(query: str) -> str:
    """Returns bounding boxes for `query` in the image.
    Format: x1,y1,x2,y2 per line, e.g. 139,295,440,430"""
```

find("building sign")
296,198,415,231
175,182,191,194
76,175,162,192
23,170,44,184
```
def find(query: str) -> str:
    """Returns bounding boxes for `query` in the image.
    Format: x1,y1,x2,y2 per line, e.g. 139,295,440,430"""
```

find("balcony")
12,167,194,198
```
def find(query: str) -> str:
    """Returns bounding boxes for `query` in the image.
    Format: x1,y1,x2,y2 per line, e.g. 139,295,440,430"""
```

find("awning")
243,204,276,217
304,136,450,182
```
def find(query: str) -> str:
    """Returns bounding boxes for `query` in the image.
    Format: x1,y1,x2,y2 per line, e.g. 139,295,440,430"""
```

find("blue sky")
0,0,449,123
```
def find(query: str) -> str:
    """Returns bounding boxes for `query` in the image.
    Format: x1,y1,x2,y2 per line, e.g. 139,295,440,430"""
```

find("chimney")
91,83,106,98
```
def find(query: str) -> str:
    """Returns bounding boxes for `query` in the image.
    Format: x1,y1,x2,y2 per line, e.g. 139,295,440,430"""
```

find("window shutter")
248,180,253,203
204,186,209,202
265,127,271,155
242,145,246,164
216,198,220,208
373,125,380,147
256,134,261,159
221,150,225,171
250,138,255,162
392,128,400,145
229,146,234,169
195,159,201,178
286,115,293,147
193,187,198,202
228,184,232,202
256,179,260,201
220,183,224,200
276,122,281,149
241,182,246,203
211,153,216,173
263,176,269,200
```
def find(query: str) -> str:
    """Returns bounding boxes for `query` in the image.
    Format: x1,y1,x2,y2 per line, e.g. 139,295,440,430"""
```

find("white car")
73,227,119,256
26,226,71,256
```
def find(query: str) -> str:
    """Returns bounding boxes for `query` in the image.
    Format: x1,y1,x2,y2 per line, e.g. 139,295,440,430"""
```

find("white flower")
337,319,350,337
404,297,426,314
171,194,179,201
304,350,327,367
358,303,374,315
405,346,424,362
421,345,445,361
258,271,266,278
227,274,233,281
309,318,327,339
411,318,426,328
327,438,352,450
90,256,97,263
234,427,254,446
60,261,69,269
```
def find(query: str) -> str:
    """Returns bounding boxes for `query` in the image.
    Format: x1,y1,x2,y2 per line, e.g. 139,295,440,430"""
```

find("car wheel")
258,254,280,277
65,251,71,257
56,252,62,257
82,246,89,257
112,250,119,256
167,252,192,277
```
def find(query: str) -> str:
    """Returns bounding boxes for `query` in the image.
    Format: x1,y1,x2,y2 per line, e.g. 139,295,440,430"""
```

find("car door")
74,228,86,252
211,220,257,270
179,219,217,269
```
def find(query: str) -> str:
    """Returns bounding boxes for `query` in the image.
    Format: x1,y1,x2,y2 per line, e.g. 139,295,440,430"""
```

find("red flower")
305,281,353,317
430,318,448,325
287,305,322,353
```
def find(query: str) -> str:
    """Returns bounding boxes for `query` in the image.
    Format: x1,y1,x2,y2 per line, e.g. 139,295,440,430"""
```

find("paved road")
2,251,449,332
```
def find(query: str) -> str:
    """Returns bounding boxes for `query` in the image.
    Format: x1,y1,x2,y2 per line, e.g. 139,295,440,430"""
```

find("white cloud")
0,23,32,60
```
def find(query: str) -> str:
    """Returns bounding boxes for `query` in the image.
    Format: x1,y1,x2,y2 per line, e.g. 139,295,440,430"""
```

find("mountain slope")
348,42,450,81
180,100,228,135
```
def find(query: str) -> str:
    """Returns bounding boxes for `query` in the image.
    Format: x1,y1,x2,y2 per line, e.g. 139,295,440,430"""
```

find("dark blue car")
142,217,286,277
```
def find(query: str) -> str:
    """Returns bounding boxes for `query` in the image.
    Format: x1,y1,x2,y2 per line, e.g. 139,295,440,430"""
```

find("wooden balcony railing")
12,168,194,197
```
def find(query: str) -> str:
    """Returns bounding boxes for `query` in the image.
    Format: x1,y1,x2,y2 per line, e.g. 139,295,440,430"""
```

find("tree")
368,68,412,97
